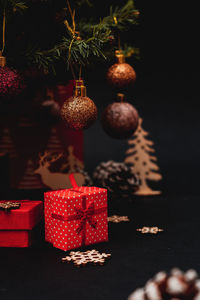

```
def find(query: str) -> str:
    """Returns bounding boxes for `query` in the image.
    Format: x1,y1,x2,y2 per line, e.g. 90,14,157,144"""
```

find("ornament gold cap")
115,50,125,64
0,51,6,67
117,93,125,102
74,79,86,97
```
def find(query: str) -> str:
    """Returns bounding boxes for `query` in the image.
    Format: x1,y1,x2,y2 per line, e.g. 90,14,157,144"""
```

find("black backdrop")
1,1,200,300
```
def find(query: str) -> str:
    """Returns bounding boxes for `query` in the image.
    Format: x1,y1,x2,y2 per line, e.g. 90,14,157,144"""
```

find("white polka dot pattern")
44,187,108,251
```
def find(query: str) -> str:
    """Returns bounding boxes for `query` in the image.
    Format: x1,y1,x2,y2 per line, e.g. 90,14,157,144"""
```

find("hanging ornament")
0,52,26,101
61,79,97,130
0,11,25,101
107,50,136,90
101,93,139,139
60,3,97,130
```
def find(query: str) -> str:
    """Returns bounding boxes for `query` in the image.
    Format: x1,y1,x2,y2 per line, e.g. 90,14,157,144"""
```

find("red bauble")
101,101,139,139
0,66,26,100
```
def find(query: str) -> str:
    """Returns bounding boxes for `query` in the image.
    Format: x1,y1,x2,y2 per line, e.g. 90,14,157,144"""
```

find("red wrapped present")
0,200,43,247
44,175,108,251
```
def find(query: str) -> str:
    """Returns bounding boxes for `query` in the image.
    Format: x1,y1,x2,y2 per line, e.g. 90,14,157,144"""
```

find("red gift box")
44,177,108,251
0,200,43,247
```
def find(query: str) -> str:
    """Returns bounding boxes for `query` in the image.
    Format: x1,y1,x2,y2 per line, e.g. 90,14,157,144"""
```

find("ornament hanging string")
1,10,6,54
64,0,82,80
113,16,121,50
69,61,76,80
64,0,76,60
79,65,82,80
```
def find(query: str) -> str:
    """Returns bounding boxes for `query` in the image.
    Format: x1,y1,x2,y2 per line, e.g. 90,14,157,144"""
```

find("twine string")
1,11,6,54
79,65,82,79
113,16,121,50
64,1,82,79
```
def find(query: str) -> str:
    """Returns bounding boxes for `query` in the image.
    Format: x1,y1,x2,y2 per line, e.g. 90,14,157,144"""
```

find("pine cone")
128,269,200,300
93,161,139,199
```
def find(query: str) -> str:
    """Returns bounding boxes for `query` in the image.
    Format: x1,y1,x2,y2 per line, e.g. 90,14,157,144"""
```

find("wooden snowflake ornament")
137,226,164,234
0,201,21,212
108,215,130,223
62,249,111,267
125,118,162,196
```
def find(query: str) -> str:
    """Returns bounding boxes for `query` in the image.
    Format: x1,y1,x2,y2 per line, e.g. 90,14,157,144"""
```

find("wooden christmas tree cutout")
125,118,162,196
18,159,44,189
0,128,16,158
46,128,63,152
34,149,85,190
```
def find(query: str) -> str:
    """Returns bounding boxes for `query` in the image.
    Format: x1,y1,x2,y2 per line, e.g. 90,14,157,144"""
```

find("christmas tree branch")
79,0,139,34
4,0,139,74
0,0,27,14
24,22,111,73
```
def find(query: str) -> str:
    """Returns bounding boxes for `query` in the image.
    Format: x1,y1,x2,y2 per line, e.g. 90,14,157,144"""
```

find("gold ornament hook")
0,51,6,67
117,93,125,103
74,79,86,97
115,50,125,64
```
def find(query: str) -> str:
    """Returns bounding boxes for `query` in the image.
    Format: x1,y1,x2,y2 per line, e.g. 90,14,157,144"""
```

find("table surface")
0,191,200,300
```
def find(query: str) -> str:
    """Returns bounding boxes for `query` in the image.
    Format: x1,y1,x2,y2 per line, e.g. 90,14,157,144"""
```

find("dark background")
1,1,200,300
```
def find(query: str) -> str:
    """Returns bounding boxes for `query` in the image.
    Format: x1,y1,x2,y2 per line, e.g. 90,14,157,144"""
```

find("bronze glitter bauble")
61,95,97,130
101,102,139,139
107,63,136,90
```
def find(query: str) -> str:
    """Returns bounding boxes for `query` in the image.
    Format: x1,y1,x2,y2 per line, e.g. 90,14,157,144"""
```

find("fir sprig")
80,0,139,34
25,23,111,73
0,0,27,14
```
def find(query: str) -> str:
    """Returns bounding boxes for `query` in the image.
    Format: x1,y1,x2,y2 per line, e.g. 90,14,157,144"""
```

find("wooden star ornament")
62,249,111,267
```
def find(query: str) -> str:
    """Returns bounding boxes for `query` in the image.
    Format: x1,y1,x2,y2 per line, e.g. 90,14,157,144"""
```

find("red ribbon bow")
67,201,97,235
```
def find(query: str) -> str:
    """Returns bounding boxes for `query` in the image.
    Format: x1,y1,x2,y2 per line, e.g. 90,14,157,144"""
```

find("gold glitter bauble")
101,102,139,139
61,95,97,130
107,63,136,90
